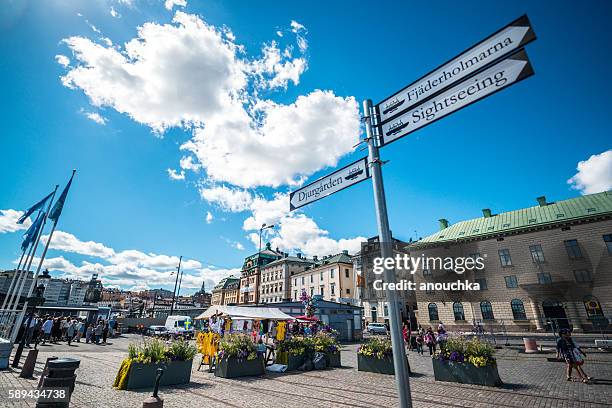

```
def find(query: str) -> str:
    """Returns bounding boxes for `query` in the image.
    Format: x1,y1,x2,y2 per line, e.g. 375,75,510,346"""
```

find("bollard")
36,358,80,408
142,368,164,408
20,349,39,378
38,357,58,388
523,337,538,353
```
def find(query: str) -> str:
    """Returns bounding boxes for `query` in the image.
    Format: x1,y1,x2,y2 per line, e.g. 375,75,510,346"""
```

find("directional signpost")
290,15,537,408
290,157,370,211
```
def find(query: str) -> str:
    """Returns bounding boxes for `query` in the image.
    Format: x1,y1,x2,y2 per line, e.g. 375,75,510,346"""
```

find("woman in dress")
556,329,591,383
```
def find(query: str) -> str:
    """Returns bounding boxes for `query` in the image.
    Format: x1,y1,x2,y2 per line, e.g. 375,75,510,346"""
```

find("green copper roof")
417,191,612,245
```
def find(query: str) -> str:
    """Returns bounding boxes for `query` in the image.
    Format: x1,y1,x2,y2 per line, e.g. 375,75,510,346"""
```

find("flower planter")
125,360,193,390
326,352,341,368
275,351,307,371
357,354,395,375
215,356,265,378
432,358,502,387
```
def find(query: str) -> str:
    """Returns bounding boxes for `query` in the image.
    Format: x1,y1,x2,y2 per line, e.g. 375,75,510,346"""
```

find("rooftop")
414,190,612,246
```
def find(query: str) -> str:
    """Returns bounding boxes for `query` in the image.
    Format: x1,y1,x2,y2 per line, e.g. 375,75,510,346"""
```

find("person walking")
557,329,591,383
102,322,109,344
416,332,424,355
66,319,76,346
95,321,104,344
424,327,437,355
74,319,83,343
41,317,53,345
51,318,61,343
85,324,94,344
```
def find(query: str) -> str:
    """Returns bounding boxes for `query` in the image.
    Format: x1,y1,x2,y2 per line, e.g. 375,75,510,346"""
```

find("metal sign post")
364,99,412,408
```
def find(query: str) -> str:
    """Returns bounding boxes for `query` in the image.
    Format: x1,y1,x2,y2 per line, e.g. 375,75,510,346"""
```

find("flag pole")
0,249,27,312
5,186,58,340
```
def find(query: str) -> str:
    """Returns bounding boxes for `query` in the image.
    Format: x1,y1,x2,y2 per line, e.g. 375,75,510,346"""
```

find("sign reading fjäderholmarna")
380,49,534,145
290,157,370,211
375,15,535,125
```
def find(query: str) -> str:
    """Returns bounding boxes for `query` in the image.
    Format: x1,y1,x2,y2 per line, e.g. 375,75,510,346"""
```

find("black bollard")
142,368,164,408
20,349,39,378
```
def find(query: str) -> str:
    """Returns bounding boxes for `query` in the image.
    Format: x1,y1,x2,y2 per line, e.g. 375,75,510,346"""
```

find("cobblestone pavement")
1,335,611,408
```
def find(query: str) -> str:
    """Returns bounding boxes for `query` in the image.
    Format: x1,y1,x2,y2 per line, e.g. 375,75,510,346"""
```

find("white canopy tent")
195,305,295,321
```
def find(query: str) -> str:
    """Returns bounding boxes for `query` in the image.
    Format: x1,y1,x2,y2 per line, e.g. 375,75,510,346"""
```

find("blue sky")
1,0,610,294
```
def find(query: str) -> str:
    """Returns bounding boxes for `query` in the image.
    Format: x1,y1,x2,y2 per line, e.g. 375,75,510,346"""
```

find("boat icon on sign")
345,166,364,181
386,120,408,136
382,98,405,115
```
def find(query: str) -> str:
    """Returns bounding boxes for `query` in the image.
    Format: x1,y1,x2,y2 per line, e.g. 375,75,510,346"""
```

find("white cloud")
55,55,70,67
205,211,213,224
41,231,115,258
290,20,306,33
167,168,185,180
179,155,201,171
567,150,612,194
79,108,108,125
0,210,32,234
110,6,120,18
164,0,187,10
199,185,253,212
233,242,244,250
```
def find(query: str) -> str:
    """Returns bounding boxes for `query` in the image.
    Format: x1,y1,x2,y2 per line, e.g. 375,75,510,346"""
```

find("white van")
164,315,194,338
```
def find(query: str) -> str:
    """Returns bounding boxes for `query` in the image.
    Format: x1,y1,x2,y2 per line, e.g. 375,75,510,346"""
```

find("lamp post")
258,223,275,258
169,256,183,316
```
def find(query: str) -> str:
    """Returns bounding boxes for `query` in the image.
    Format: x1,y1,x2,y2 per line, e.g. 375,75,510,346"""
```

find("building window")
310,275,313,283
330,284,335,295
574,269,592,283
423,268,432,278
469,252,481,260
453,302,465,321
480,301,494,320
504,275,518,288
564,239,583,259
584,296,604,318
428,303,439,321
604,234,612,255
383,303,389,316
475,278,487,290
330,269,335,279
301,276,305,285
310,287,314,297
535,272,551,284
320,271,324,281
345,269,350,278
294,278,296,286
320,285,324,296
511,299,527,320
529,244,545,263
424,287,435,295
498,249,512,266
346,288,350,294
294,291,297,300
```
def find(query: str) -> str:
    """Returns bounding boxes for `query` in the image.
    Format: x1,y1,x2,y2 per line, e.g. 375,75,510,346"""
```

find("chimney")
482,209,492,218
537,196,547,207
313,255,318,261
438,218,449,230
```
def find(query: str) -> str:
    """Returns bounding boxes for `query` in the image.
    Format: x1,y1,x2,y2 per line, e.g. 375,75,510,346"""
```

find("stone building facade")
211,275,240,306
409,191,612,333
238,243,283,304
259,254,315,303
291,251,356,304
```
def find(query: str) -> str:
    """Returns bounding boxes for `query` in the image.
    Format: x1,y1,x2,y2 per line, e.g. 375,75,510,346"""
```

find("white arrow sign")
376,15,535,124
380,49,534,146
290,157,370,211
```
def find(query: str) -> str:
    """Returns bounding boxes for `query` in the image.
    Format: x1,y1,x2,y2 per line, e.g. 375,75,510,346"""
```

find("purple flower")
449,351,464,362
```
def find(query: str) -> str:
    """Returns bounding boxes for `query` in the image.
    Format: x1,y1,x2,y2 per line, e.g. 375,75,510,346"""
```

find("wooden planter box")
215,356,265,378
357,354,394,375
126,360,193,390
326,352,341,368
432,358,502,387
275,351,307,371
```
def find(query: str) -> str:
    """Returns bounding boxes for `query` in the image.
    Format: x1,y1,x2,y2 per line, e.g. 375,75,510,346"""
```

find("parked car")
367,322,388,335
147,325,169,337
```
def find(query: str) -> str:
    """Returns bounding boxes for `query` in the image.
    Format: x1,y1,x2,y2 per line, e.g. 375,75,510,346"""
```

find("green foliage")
218,333,257,360
127,338,197,363
438,336,496,367
358,337,392,359
277,336,315,355
166,339,198,361
313,332,340,353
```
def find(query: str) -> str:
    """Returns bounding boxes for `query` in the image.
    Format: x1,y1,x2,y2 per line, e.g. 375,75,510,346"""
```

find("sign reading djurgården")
289,157,370,211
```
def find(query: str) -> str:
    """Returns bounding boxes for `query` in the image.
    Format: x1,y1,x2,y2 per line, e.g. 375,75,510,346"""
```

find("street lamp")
258,223,275,260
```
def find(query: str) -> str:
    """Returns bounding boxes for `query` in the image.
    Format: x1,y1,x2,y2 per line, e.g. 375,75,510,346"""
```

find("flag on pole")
49,170,76,223
21,211,44,251
17,191,54,224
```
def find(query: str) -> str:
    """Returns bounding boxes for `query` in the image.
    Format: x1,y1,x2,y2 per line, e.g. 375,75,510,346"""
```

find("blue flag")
17,191,53,224
22,211,44,251
49,170,75,223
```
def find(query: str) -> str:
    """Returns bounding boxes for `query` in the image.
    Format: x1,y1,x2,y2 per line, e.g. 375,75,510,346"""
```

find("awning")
195,305,295,321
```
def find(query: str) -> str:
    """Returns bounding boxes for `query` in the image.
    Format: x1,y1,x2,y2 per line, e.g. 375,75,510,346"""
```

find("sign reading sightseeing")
380,49,534,145
375,15,536,125
290,157,370,211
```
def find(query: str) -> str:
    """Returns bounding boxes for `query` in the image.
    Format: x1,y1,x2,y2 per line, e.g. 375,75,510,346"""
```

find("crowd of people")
22,315,117,347
402,321,448,355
